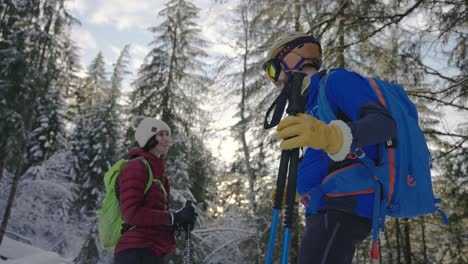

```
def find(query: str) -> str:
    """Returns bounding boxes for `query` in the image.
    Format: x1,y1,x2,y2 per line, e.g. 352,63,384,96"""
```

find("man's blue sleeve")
326,69,397,147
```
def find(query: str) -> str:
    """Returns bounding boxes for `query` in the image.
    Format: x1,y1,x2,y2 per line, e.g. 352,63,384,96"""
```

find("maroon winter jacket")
114,148,175,256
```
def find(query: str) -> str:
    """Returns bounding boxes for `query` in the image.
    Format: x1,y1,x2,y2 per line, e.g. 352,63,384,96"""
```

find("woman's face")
154,130,172,155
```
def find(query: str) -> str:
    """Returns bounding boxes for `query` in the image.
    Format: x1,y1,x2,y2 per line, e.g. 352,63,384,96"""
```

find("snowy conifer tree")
71,47,132,263
0,0,77,245
129,0,215,262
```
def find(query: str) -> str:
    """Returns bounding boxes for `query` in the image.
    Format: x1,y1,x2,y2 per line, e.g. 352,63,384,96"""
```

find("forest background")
0,0,466,263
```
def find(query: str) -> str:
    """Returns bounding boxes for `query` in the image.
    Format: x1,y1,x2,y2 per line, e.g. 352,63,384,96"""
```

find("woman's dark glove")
171,201,197,231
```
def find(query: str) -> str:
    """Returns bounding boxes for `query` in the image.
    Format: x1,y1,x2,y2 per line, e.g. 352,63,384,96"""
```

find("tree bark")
419,217,428,263
403,218,412,264
384,229,394,264
336,0,347,67
0,162,25,246
396,219,402,264
0,158,4,189
239,4,261,263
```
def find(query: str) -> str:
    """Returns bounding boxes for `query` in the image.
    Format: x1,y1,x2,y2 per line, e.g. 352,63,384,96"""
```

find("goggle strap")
293,58,305,69
280,60,290,70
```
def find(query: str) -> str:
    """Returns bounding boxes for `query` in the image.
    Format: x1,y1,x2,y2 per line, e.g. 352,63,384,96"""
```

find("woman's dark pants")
115,248,163,264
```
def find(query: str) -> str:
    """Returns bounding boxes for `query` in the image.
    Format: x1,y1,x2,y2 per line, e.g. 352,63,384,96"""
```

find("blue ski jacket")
297,68,397,218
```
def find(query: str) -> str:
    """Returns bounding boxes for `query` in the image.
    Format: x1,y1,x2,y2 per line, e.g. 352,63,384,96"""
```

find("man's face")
273,51,305,89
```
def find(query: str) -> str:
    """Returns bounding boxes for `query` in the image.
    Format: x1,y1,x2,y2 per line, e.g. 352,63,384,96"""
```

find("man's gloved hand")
276,113,344,154
271,184,300,210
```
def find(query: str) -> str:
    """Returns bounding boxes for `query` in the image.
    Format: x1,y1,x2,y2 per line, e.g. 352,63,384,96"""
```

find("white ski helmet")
134,117,171,148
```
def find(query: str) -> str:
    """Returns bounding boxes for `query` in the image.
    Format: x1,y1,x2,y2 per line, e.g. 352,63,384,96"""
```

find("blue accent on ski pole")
281,227,291,264
265,209,280,264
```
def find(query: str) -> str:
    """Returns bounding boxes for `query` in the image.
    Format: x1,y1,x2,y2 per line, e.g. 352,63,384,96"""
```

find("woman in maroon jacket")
114,117,198,264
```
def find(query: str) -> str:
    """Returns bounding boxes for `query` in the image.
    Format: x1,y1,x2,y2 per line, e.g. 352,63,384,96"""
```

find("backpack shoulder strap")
134,156,167,200
134,156,154,194
317,69,337,123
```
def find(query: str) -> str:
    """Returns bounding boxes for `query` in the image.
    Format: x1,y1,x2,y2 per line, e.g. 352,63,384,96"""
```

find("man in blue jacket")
263,32,397,263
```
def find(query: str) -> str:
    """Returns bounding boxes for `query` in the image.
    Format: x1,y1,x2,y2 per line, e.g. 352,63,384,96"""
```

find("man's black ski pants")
298,210,372,264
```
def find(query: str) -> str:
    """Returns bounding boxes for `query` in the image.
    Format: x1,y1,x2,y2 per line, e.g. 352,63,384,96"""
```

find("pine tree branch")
434,137,468,159
307,0,349,32
408,53,458,83
201,236,250,263
423,129,467,138
328,0,426,50
409,77,467,96
408,93,468,111
194,227,255,235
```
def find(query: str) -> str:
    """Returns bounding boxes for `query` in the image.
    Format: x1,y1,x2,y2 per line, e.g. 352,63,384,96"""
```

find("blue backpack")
316,70,447,259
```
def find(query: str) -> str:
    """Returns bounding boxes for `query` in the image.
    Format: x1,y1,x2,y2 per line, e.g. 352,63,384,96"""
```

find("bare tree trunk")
379,237,383,264
420,217,427,263
0,158,4,189
396,219,402,264
293,0,301,32
403,219,412,264
384,229,394,264
336,0,347,67
239,4,261,263
0,162,25,246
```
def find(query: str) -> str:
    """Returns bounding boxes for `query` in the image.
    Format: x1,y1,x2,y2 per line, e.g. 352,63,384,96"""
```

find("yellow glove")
276,113,349,156
271,185,300,210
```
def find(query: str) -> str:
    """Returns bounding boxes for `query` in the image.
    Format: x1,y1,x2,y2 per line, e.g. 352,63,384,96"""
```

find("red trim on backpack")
321,163,363,184
300,193,311,207
368,78,395,204
369,78,386,108
407,175,416,187
388,148,395,204
325,188,375,197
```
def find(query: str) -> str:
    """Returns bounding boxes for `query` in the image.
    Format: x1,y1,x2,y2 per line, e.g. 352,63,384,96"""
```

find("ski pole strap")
264,88,288,129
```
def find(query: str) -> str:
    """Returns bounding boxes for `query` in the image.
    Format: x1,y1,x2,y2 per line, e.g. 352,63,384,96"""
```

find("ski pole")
265,149,290,264
183,201,193,264
280,72,306,264
183,224,191,264
264,72,307,264
281,147,300,264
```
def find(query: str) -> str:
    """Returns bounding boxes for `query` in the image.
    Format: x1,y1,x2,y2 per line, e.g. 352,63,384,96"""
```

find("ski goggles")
263,36,321,83
263,59,282,83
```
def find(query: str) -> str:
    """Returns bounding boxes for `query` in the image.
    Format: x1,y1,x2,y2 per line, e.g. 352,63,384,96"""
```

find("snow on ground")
0,237,71,264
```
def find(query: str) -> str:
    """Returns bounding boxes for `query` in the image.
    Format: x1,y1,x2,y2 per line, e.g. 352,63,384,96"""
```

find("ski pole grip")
283,148,299,228
274,150,290,209
286,72,307,116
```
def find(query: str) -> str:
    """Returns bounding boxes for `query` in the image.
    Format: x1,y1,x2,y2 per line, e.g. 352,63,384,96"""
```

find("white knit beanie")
134,117,171,147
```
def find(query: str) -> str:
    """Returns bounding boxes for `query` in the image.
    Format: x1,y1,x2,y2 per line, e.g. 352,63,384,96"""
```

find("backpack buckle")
351,147,366,159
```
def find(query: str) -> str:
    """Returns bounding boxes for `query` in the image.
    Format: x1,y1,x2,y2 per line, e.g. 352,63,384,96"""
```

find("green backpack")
97,157,167,251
